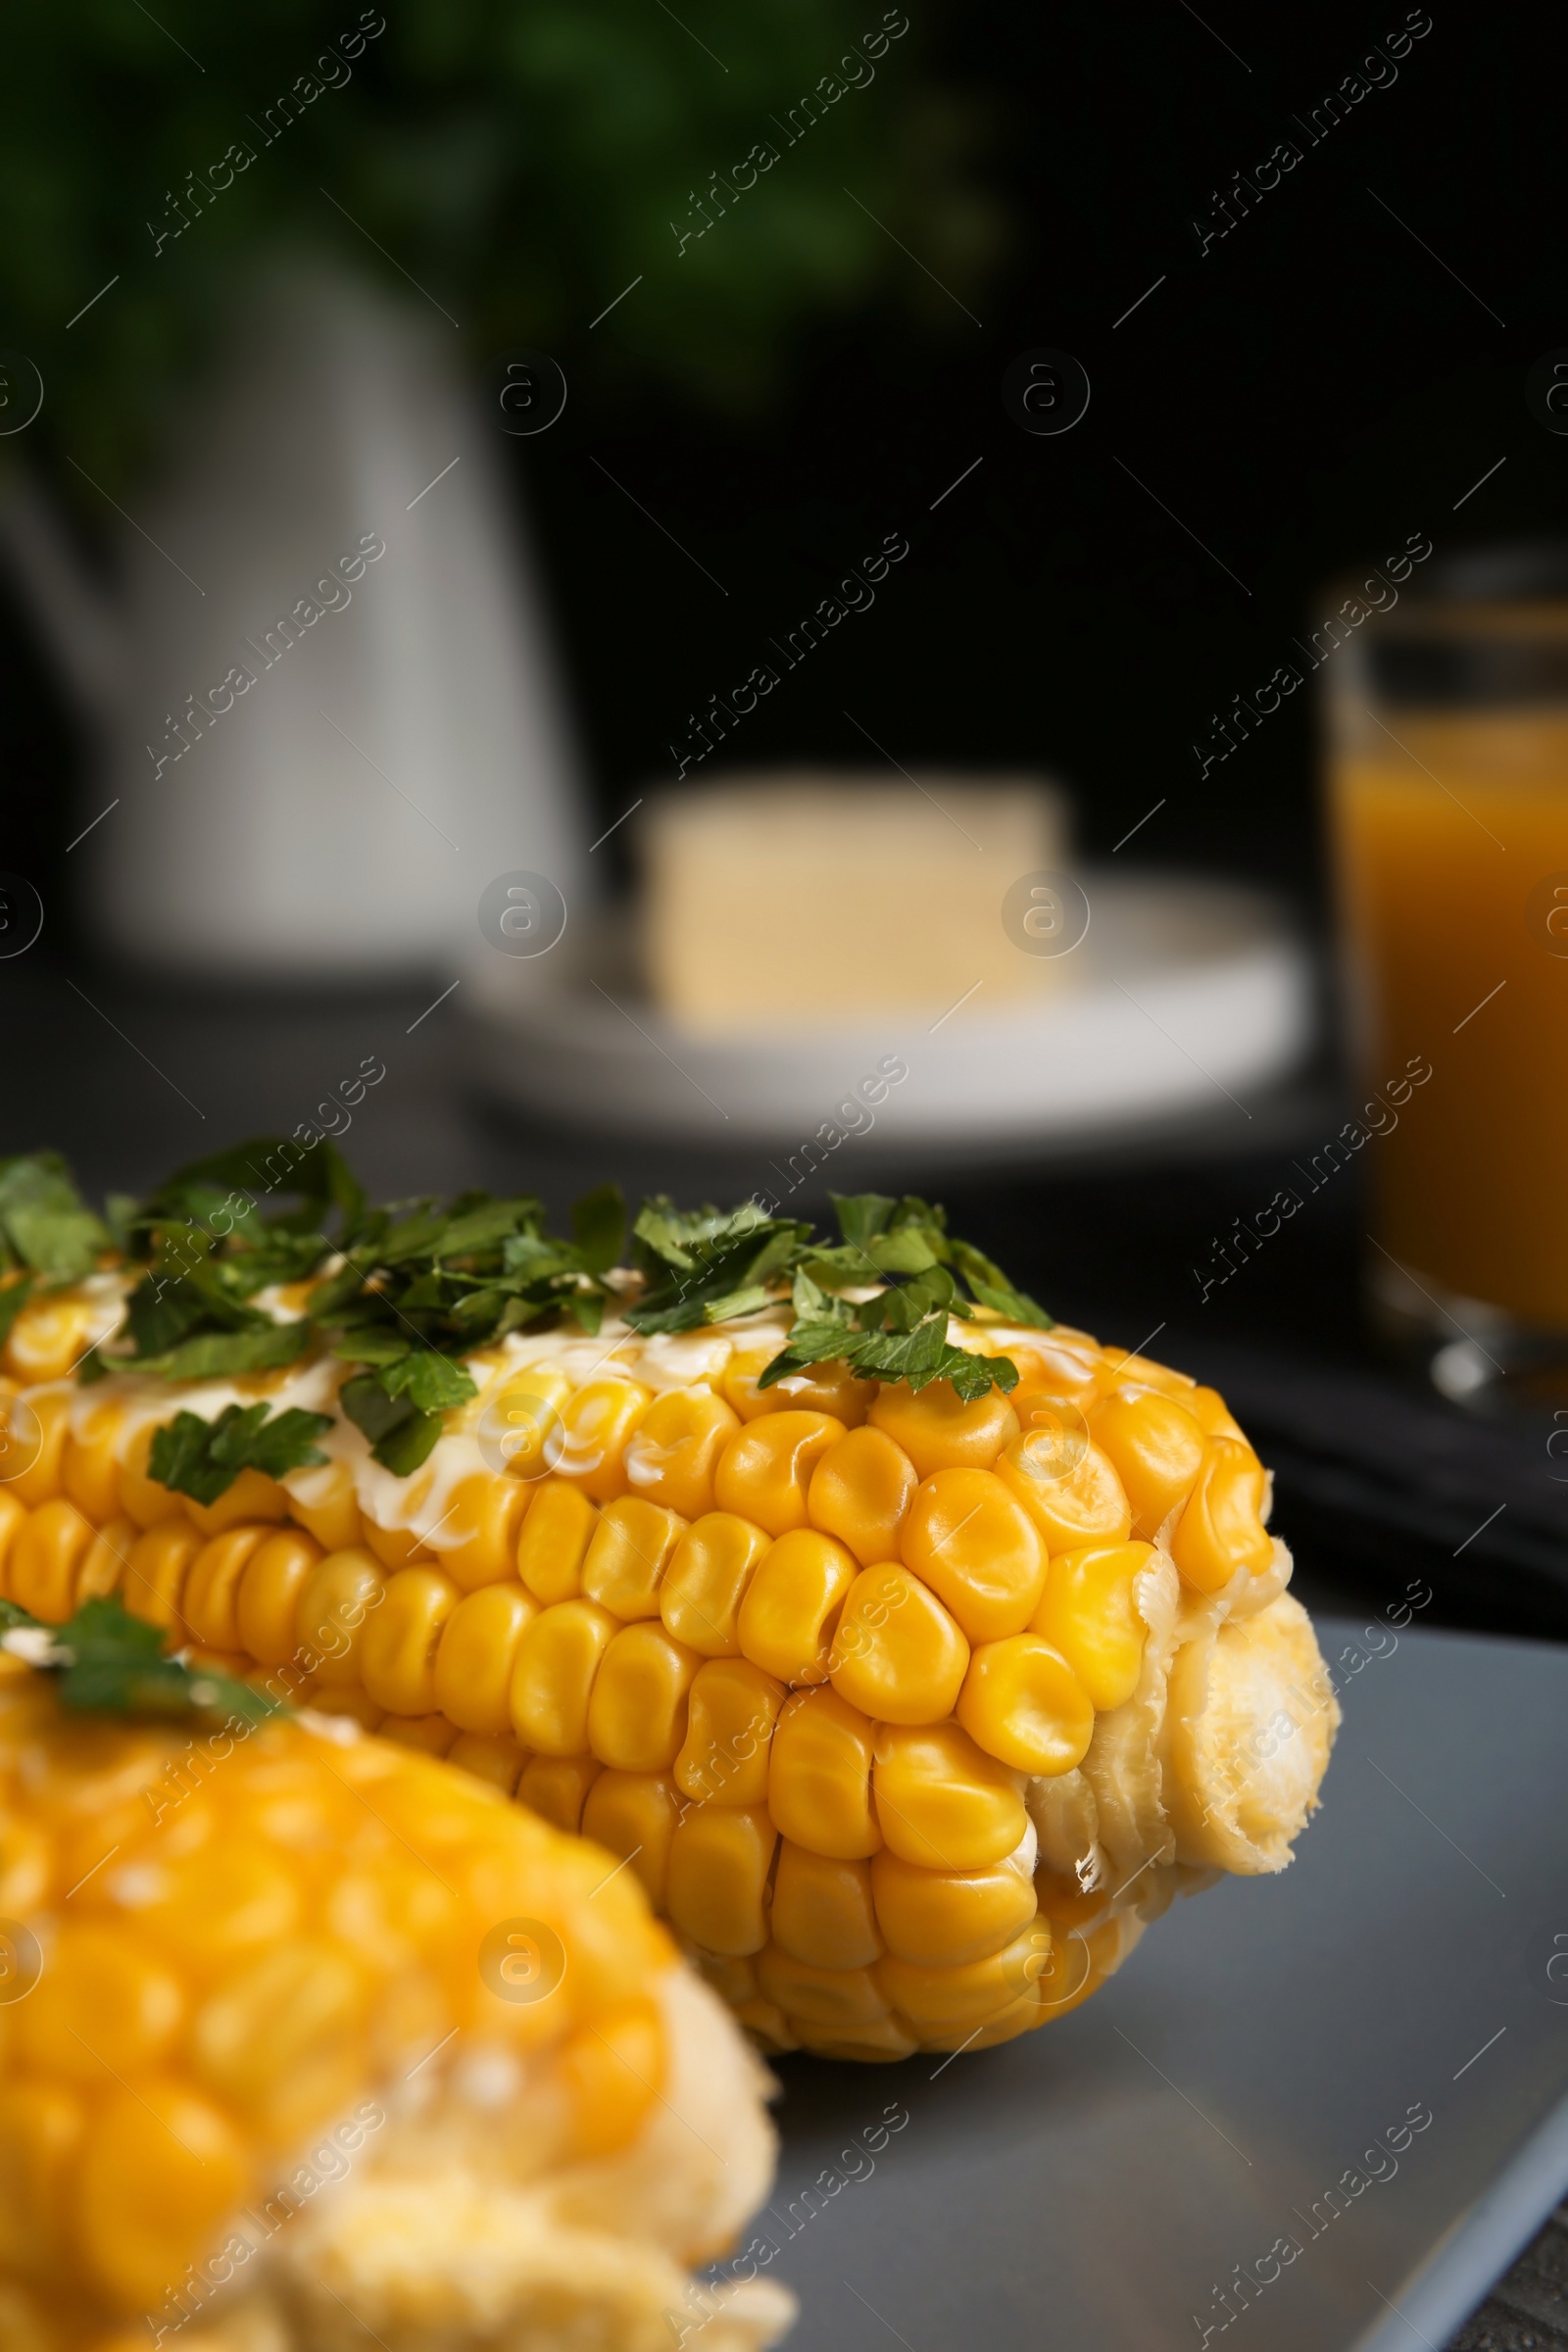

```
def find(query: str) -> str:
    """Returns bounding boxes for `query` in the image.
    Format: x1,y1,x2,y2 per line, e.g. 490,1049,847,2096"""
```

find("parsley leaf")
949,1240,1055,1329
1,1593,281,1724
0,1152,111,1281
149,1402,333,1504
338,1372,446,1474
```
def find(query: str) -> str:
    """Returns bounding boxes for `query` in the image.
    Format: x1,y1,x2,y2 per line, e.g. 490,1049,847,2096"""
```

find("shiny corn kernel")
900,1468,1048,1642
14,1922,183,2082
770,1844,882,1969
557,1994,664,2159
190,1938,366,2136
361,1567,461,1716
1029,1541,1153,1711
3,1295,103,1386
0,2081,83,2275
870,1845,1038,1970
433,1472,532,1592
877,1917,1050,2034
479,1364,573,1482
446,1729,530,1794
8,1499,96,1624
996,1432,1132,1553
581,1496,687,1620
622,1388,741,1518
1170,1437,1273,1591
1090,1386,1205,1540
807,1425,918,1566
666,1801,777,1955
1188,1385,1248,1441
659,1511,770,1656
674,1658,782,1806
361,1514,436,1573
121,1520,204,1635
5,1390,72,1510
293,1548,388,1688
588,1624,702,1772
722,1346,874,1426
281,1457,364,1552
714,1410,846,1538
956,1635,1094,1776
510,1598,619,1755
183,1467,290,1541
550,1377,653,1500
0,1491,24,1599
516,1478,600,1605
434,1582,538,1734
74,1518,135,1613
181,1525,272,1652
234,1528,323,1665
77,2082,249,2312
768,1688,880,1859
581,1770,682,1908
871,1722,1025,1871
376,1712,459,1756
517,1751,603,1835
61,1407,127,1524
755,1945,890,2029
829,1564,969,1725
736,1528,858,1685
867,1380,1019,1478
115,1420,187,1530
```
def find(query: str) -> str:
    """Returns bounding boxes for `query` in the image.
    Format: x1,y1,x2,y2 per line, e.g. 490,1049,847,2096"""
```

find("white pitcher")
0,265,589,978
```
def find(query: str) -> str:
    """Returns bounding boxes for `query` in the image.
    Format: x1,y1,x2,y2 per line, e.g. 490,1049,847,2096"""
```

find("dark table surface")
6,952,1567,2346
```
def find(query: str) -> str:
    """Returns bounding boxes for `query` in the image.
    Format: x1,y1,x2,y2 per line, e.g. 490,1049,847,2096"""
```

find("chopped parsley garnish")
0,1594,281,1724
149,1403,334,1505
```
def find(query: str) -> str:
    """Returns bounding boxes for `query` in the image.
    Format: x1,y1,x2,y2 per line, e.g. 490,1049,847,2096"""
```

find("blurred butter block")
641,771,1071,1033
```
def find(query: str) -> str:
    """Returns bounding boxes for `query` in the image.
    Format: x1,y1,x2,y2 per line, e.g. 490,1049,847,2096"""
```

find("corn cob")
0,1150,1339,2068
0,1648,792,2352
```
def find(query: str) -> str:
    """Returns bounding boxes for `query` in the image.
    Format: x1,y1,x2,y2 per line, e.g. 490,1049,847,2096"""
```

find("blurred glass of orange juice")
1328,560,1568,1364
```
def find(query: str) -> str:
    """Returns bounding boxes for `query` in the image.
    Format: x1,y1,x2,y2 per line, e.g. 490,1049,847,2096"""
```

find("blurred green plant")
0,1,999,488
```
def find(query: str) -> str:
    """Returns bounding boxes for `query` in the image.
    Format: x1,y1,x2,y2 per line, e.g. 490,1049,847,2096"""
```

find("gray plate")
733,1620,1568,2352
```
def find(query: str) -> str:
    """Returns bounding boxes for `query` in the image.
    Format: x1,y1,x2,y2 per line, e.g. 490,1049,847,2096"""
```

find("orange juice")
1331,709,1568,1326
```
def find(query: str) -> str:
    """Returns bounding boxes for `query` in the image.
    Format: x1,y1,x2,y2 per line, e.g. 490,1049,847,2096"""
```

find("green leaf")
340,1371,417,1449
435,1199,543,1260
571,1182,626,1275
0,1153,110,1280
370,1406,445,1475
133,1323,315,1382
1,1594,282,1725
330,1331,412,1369
949,1241,1055,1329
0,1274,35,1349
149,1402,332,1504
379,1351,477,1413
830,1193,897,1250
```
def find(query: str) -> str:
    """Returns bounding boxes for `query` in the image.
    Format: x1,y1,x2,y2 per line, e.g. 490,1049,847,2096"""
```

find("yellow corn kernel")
1004,1328,1106,1409
282,1458,364,1553
791,2014,917,2062
75,1518,136,1611
60,1406,127,1524
666,1802,776,1956
557,1994,663,2161
900,1468,1048,1642
378,1712,459,1756
303,1686,384,1731
870,1846,1038,1968
807,1425,919,1567
184,1467,290,1540
1029,1540,1154,1710
190,1939,365,2138
234,1528,323,1665
446,1730,529,1794
179,1525,270,1650
434,1582,538,1734
722,1346,874,1427
755,1945,890,2029
551,1377,653,1501
0,1490,24,1599
770,1843,881,1969
588,1624,702,1772
1188,1384,1248,1441
675,1657,782,1806
511,1598,619,1754
659,1511,770,1657
956,1634,1094,1776
623,1388,742,1518
432,1472,532,1593
14,1922,183,2081
829,1563,969,1725
478,1364,573,1482
878,1917,1050,2034
1107,1348,1197,1397
5,1389,72,1509
714,1410,846,1538
768,1688,881,1859
581,1495,688,1620
116,1420,186,1529
871,1722,1025,1870
582,1769,682,1908
516,1478,600,1605
77,2081,249,2312
0,2080,83,2276
361,1516,436,1573
293,1548,388,1687
361,1566,461,1715
1170,1437,1273,1591
996,1432,1131,1553
8,1498,96,1624
1089,1386,1205,1540
867,1380,1019,1478
3,1295,102,1386
121,1520,204,1635
736,1527,858,1685
517,1751,603,1835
